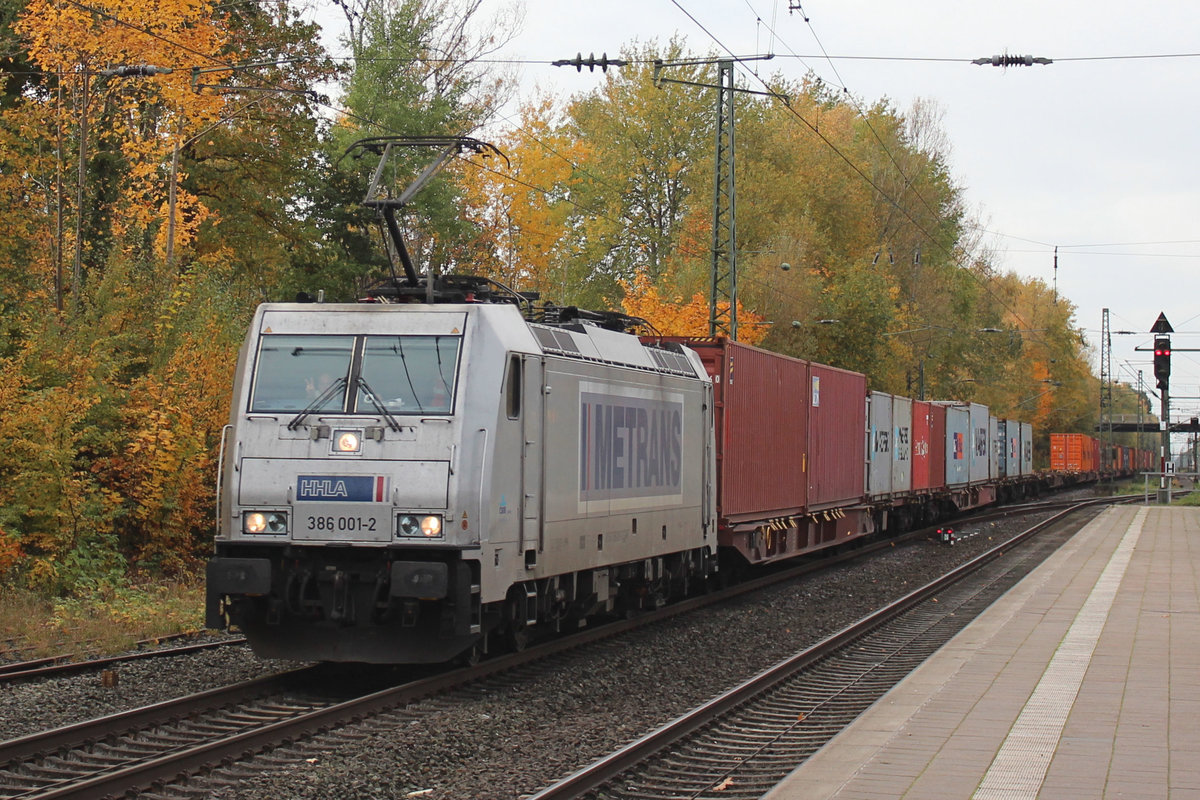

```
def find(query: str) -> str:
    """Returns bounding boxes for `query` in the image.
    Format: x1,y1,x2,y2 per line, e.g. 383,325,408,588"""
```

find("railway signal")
1148,312,1174,503
1154,336,1172,390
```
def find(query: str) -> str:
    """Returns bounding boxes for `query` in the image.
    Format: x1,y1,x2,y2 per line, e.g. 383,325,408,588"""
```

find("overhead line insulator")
99,65,174,77
552,52,628,72
971,54,1053,67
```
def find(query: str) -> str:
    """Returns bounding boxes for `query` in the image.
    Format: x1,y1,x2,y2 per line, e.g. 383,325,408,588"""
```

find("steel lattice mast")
709,61,737,339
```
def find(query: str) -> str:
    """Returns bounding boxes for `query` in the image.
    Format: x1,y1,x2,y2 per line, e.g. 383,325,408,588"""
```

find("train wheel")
457,642,483,667
506,624,531,652
503,592,533,653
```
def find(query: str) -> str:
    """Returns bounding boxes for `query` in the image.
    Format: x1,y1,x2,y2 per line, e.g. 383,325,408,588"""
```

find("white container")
968,403,991,484
866,392,894,498
941,403,970,487
891,395,913,495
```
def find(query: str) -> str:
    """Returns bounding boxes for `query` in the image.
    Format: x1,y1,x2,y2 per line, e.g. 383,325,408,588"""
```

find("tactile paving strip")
972,507,1147,800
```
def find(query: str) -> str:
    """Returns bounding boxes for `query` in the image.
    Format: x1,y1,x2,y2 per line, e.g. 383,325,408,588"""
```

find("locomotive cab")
208,302,528,662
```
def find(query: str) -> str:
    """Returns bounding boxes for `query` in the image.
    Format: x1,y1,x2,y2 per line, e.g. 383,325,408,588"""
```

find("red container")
667,339,810,523
806,362,867,510
929,403,947,491
911,400,934,491
1050,433,1066,471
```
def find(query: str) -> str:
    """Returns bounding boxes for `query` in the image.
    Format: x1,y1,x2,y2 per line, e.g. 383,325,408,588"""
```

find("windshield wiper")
287,377,348,431
356,376,403,431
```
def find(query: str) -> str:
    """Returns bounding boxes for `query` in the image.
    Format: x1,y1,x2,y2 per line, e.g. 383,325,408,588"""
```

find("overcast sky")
320,0,1200,432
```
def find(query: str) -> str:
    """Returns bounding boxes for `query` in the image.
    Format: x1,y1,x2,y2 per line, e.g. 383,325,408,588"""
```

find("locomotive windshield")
249,335,354,412
359,336,459,414
248,333,461,415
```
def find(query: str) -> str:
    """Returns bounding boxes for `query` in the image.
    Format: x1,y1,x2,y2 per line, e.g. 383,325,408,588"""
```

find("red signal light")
1154,336,1172,389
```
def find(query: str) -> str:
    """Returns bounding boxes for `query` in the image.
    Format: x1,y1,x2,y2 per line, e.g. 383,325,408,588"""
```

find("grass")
0,578,206,660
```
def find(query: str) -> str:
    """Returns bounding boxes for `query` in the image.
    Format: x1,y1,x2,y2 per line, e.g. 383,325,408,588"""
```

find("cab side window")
505,355,522,419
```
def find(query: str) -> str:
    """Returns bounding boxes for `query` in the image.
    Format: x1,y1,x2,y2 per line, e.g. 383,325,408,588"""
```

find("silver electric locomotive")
206,296,717,662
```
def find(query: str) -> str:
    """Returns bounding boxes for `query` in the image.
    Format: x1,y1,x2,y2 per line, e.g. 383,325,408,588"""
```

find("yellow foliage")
457,96,591,299
118,315,234,568
620,271,769,346
15,0,229,259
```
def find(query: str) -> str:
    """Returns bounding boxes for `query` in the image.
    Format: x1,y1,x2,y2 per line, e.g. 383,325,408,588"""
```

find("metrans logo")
297,475,387,502
578,383,683,504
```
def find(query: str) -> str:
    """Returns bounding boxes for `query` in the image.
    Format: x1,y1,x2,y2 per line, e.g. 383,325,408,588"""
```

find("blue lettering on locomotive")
579,390,683,502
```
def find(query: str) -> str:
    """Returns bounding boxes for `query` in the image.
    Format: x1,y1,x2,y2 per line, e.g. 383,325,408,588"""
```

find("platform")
765,504,1200,799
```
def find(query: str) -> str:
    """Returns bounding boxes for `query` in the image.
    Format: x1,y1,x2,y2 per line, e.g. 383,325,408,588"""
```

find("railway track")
525,499,1116,800
0,634,246,684
0,496,1124,799
0,667,337,800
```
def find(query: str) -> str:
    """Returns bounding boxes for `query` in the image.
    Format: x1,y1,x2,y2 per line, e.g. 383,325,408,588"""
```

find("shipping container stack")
646,337,1103,569
660,338,868,566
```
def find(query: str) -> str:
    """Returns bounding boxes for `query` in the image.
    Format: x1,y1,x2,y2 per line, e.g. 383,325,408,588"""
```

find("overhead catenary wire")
664,0,1068,355
52,0,1193,375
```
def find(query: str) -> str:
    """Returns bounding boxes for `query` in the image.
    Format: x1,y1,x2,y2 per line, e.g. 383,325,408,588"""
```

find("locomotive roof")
249,302,704,381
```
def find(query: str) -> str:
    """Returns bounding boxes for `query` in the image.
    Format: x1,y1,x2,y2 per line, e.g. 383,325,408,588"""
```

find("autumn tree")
619,270,768,345
0,0,339,590
558,39,714,307
309,0,518,300
457,96,590,301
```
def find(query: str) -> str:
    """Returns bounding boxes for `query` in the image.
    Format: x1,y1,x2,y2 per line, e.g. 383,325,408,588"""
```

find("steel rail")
0,636,247,683
0,666,316,767
0,496,1124,799
522,499,1118,800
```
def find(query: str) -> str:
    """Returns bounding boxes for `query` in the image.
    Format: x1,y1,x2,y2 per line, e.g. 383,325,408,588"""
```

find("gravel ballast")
0,498,1106,798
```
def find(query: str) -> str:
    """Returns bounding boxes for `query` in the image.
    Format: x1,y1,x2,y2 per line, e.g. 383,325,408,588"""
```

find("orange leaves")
14,0,229,274
0,527,21,577
18,0,227,80
620,270,769,346
115,313,236,570
457,96,589,298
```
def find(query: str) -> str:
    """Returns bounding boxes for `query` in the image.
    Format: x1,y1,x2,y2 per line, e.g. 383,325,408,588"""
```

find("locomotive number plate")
293,502,390,542
302,515,380,533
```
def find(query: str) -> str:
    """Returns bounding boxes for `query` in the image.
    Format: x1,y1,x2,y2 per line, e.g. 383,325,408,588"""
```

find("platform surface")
765,504,1200,800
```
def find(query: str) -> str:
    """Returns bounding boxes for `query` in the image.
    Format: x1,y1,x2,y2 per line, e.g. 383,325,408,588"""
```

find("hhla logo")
299,478,349,498
296,475,387,502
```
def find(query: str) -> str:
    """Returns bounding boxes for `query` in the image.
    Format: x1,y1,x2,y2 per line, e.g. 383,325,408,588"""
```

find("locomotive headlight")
332,430,361,453
397,514,443,539
243,511,287,534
